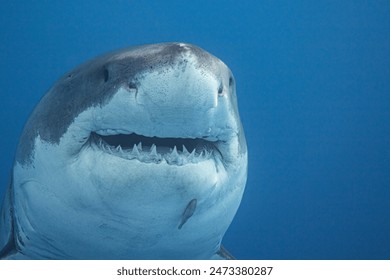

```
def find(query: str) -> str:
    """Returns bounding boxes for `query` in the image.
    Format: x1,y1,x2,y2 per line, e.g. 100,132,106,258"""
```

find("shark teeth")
131,144,140,157
91,131,218,165
96,139,212,165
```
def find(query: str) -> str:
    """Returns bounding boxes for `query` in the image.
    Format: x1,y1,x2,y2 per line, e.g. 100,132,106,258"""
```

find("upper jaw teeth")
96,138,214,166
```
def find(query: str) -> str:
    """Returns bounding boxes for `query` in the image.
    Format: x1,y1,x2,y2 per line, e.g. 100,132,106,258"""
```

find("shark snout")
136,80,220,112
134,67,225,114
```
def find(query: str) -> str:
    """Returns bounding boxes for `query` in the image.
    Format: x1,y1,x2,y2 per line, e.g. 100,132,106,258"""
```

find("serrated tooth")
107,145,113,153
131,144,140,157
149,144,162,163
150,144,158,157
182,145,190,156
116,145,123,153
187,149,196,161
171,146,179,159
166,146,183,165
137,142,142,151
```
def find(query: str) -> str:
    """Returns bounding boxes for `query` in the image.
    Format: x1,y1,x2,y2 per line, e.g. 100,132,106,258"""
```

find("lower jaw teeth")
97,141,213,165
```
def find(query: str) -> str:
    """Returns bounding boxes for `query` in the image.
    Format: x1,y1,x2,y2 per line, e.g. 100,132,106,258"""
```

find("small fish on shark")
178,199,197,230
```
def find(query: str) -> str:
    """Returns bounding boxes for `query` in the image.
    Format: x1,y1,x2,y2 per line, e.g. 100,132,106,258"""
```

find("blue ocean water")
0,1,389,259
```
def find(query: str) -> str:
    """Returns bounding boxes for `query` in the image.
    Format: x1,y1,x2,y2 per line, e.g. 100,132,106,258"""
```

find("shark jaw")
89,130,223,166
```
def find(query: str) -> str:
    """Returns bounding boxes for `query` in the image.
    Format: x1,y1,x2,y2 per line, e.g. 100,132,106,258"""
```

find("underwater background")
0,0,389,259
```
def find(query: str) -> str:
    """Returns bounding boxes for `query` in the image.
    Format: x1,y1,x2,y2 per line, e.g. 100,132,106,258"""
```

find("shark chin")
0,43,247,260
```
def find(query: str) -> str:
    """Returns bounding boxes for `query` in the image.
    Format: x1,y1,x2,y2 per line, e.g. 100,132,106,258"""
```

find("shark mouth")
90,131,221,166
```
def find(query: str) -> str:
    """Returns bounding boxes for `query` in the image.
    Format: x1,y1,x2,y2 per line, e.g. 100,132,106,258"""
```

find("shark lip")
89,131,222,166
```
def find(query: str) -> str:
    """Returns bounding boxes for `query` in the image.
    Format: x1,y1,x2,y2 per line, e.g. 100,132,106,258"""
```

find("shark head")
6,43,247,259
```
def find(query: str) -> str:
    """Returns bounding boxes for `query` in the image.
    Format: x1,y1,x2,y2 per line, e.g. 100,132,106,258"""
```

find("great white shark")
0,43,247,259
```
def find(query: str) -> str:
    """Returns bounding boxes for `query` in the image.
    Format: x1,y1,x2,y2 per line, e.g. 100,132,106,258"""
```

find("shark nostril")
218,83,223,96
128,82,138,91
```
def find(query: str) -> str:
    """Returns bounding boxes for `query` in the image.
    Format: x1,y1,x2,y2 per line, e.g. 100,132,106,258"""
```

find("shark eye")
229,76,234,88
103,68,109,82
